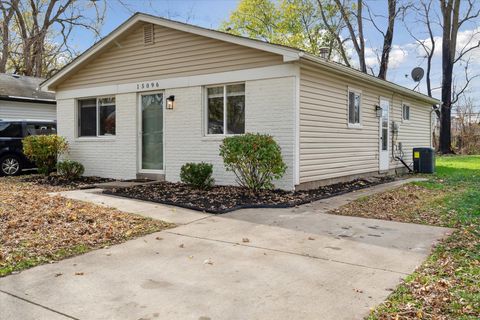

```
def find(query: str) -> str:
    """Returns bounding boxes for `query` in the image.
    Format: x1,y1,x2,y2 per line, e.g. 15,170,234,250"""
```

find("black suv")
0,120,56,176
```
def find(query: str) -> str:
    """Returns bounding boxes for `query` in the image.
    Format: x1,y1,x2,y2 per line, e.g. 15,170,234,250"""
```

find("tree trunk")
0,1,16,73
438,0,460,154
377,0,396,80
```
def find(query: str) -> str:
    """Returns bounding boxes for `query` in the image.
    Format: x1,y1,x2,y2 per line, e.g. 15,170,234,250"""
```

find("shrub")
57,160,85,180
180,162,215,189
219,133,287,190
22,135,68,176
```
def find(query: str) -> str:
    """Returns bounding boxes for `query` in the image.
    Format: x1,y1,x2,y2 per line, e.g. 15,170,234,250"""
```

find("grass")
366,155,480,319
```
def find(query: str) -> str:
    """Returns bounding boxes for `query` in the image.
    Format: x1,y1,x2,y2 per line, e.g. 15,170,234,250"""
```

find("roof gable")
42,13,299,91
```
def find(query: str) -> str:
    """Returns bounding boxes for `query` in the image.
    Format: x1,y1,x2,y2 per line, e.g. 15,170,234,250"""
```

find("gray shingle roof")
0,73,55,101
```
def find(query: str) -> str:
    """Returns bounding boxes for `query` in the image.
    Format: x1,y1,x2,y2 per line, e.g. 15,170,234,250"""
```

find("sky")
70,0,480,109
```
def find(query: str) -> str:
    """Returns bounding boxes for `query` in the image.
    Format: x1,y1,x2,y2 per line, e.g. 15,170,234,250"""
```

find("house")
0,73,56,121
40,13,439,190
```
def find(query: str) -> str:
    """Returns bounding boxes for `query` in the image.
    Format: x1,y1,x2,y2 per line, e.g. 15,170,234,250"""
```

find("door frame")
379,97,390,171
137,90,165,174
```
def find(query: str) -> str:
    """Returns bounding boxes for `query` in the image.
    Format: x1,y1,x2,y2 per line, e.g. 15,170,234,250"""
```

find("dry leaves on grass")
370,224,480,320
330,184,448,226
0,178,173,275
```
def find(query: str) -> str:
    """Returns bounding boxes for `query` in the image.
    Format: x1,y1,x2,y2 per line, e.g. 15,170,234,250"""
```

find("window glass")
207,86,224,134
403,105,410,120
226,84,245,134
78,99,97,137
99,105,116,135
0,122,22,138
78,97,116,137
207,84,245,135
98,97,115,106
348,91,361,124
26,124,56,136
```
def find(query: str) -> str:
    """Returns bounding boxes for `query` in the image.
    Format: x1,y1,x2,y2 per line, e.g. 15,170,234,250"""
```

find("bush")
22,135,68,176
219,133,287,190
180,162,215,189
57,160,85,180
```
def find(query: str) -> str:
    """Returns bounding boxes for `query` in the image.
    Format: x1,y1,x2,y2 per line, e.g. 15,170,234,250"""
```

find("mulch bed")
105,176,395,214
21,174,115,190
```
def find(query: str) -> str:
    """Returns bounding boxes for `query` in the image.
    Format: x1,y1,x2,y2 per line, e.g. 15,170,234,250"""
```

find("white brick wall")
57,77,296,189
164,77,296,190
56,93,138,179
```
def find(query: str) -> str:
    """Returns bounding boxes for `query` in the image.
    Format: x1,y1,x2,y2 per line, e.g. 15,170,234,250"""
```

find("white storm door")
139,92,164,173
379,98,390,171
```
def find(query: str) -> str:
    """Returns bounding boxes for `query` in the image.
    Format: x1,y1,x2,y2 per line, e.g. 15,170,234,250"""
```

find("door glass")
142,93,163,170
381,104,389,151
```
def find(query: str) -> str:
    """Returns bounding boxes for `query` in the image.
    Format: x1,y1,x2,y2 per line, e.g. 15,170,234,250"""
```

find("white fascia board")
300,53,440,105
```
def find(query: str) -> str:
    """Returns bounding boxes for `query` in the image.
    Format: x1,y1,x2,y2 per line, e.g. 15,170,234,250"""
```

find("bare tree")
452,95,480,154
3,0,105,77
0,0,17,73
405,0,439,124
439,0,480,154
364,0,408,79
334,0,367,72
325,0,405,79
316,0,351,66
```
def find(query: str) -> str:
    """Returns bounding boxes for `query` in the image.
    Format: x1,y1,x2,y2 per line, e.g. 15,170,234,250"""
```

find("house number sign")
136,81,162,91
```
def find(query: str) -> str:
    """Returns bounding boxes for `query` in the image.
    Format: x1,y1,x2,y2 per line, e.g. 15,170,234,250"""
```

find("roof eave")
300,53,440,105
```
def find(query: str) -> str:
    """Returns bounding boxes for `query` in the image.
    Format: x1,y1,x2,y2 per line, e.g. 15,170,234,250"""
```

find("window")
348,89,361,126
207,83,245,135
26,123,56,136
402,104,410,121
78,96,116,137
0,122,22,138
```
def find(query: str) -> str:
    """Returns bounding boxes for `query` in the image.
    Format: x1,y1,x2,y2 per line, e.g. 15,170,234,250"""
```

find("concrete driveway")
0,179,452,320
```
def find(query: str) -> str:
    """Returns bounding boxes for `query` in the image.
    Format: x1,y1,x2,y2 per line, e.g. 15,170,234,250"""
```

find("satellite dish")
411,67,425,82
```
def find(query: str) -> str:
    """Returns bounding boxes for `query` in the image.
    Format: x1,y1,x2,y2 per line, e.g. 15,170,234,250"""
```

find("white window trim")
402,103,411,122
347,87,362,128
204,82,245,136
76,95,116,139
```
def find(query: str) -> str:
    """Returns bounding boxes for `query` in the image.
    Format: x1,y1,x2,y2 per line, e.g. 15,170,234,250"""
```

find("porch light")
166,95,175,109
375,105,382,117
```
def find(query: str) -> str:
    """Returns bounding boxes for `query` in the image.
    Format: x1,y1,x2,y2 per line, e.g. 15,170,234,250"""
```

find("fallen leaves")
0,176,174,277
330,184,448,226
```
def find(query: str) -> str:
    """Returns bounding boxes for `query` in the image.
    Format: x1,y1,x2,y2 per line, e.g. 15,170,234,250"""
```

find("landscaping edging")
103,176,397,214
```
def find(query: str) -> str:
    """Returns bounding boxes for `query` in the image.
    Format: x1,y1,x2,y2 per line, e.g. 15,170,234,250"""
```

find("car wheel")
0,155,22,176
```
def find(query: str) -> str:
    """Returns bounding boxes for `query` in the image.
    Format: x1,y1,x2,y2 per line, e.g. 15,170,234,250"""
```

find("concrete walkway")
0,178,452,320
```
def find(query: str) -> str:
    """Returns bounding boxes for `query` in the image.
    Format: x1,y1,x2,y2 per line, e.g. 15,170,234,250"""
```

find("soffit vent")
143,23,154,45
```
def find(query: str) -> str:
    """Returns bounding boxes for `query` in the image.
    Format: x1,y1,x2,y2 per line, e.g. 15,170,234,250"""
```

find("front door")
139,92,164,172
379,98,390,171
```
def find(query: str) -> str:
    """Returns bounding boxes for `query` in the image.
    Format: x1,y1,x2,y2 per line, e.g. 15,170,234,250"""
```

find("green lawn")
367,155,480,319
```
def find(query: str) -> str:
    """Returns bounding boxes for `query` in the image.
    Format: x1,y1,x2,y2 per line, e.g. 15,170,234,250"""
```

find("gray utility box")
413,147,436,173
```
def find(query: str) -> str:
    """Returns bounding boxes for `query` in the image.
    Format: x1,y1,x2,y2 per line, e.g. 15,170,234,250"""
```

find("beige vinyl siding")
57,22,283,90
391,97,432,167
299,61,432,184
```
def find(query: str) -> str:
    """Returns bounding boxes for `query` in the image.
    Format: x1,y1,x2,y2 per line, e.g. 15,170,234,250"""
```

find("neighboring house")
0,73,56,121
40,13,439,190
